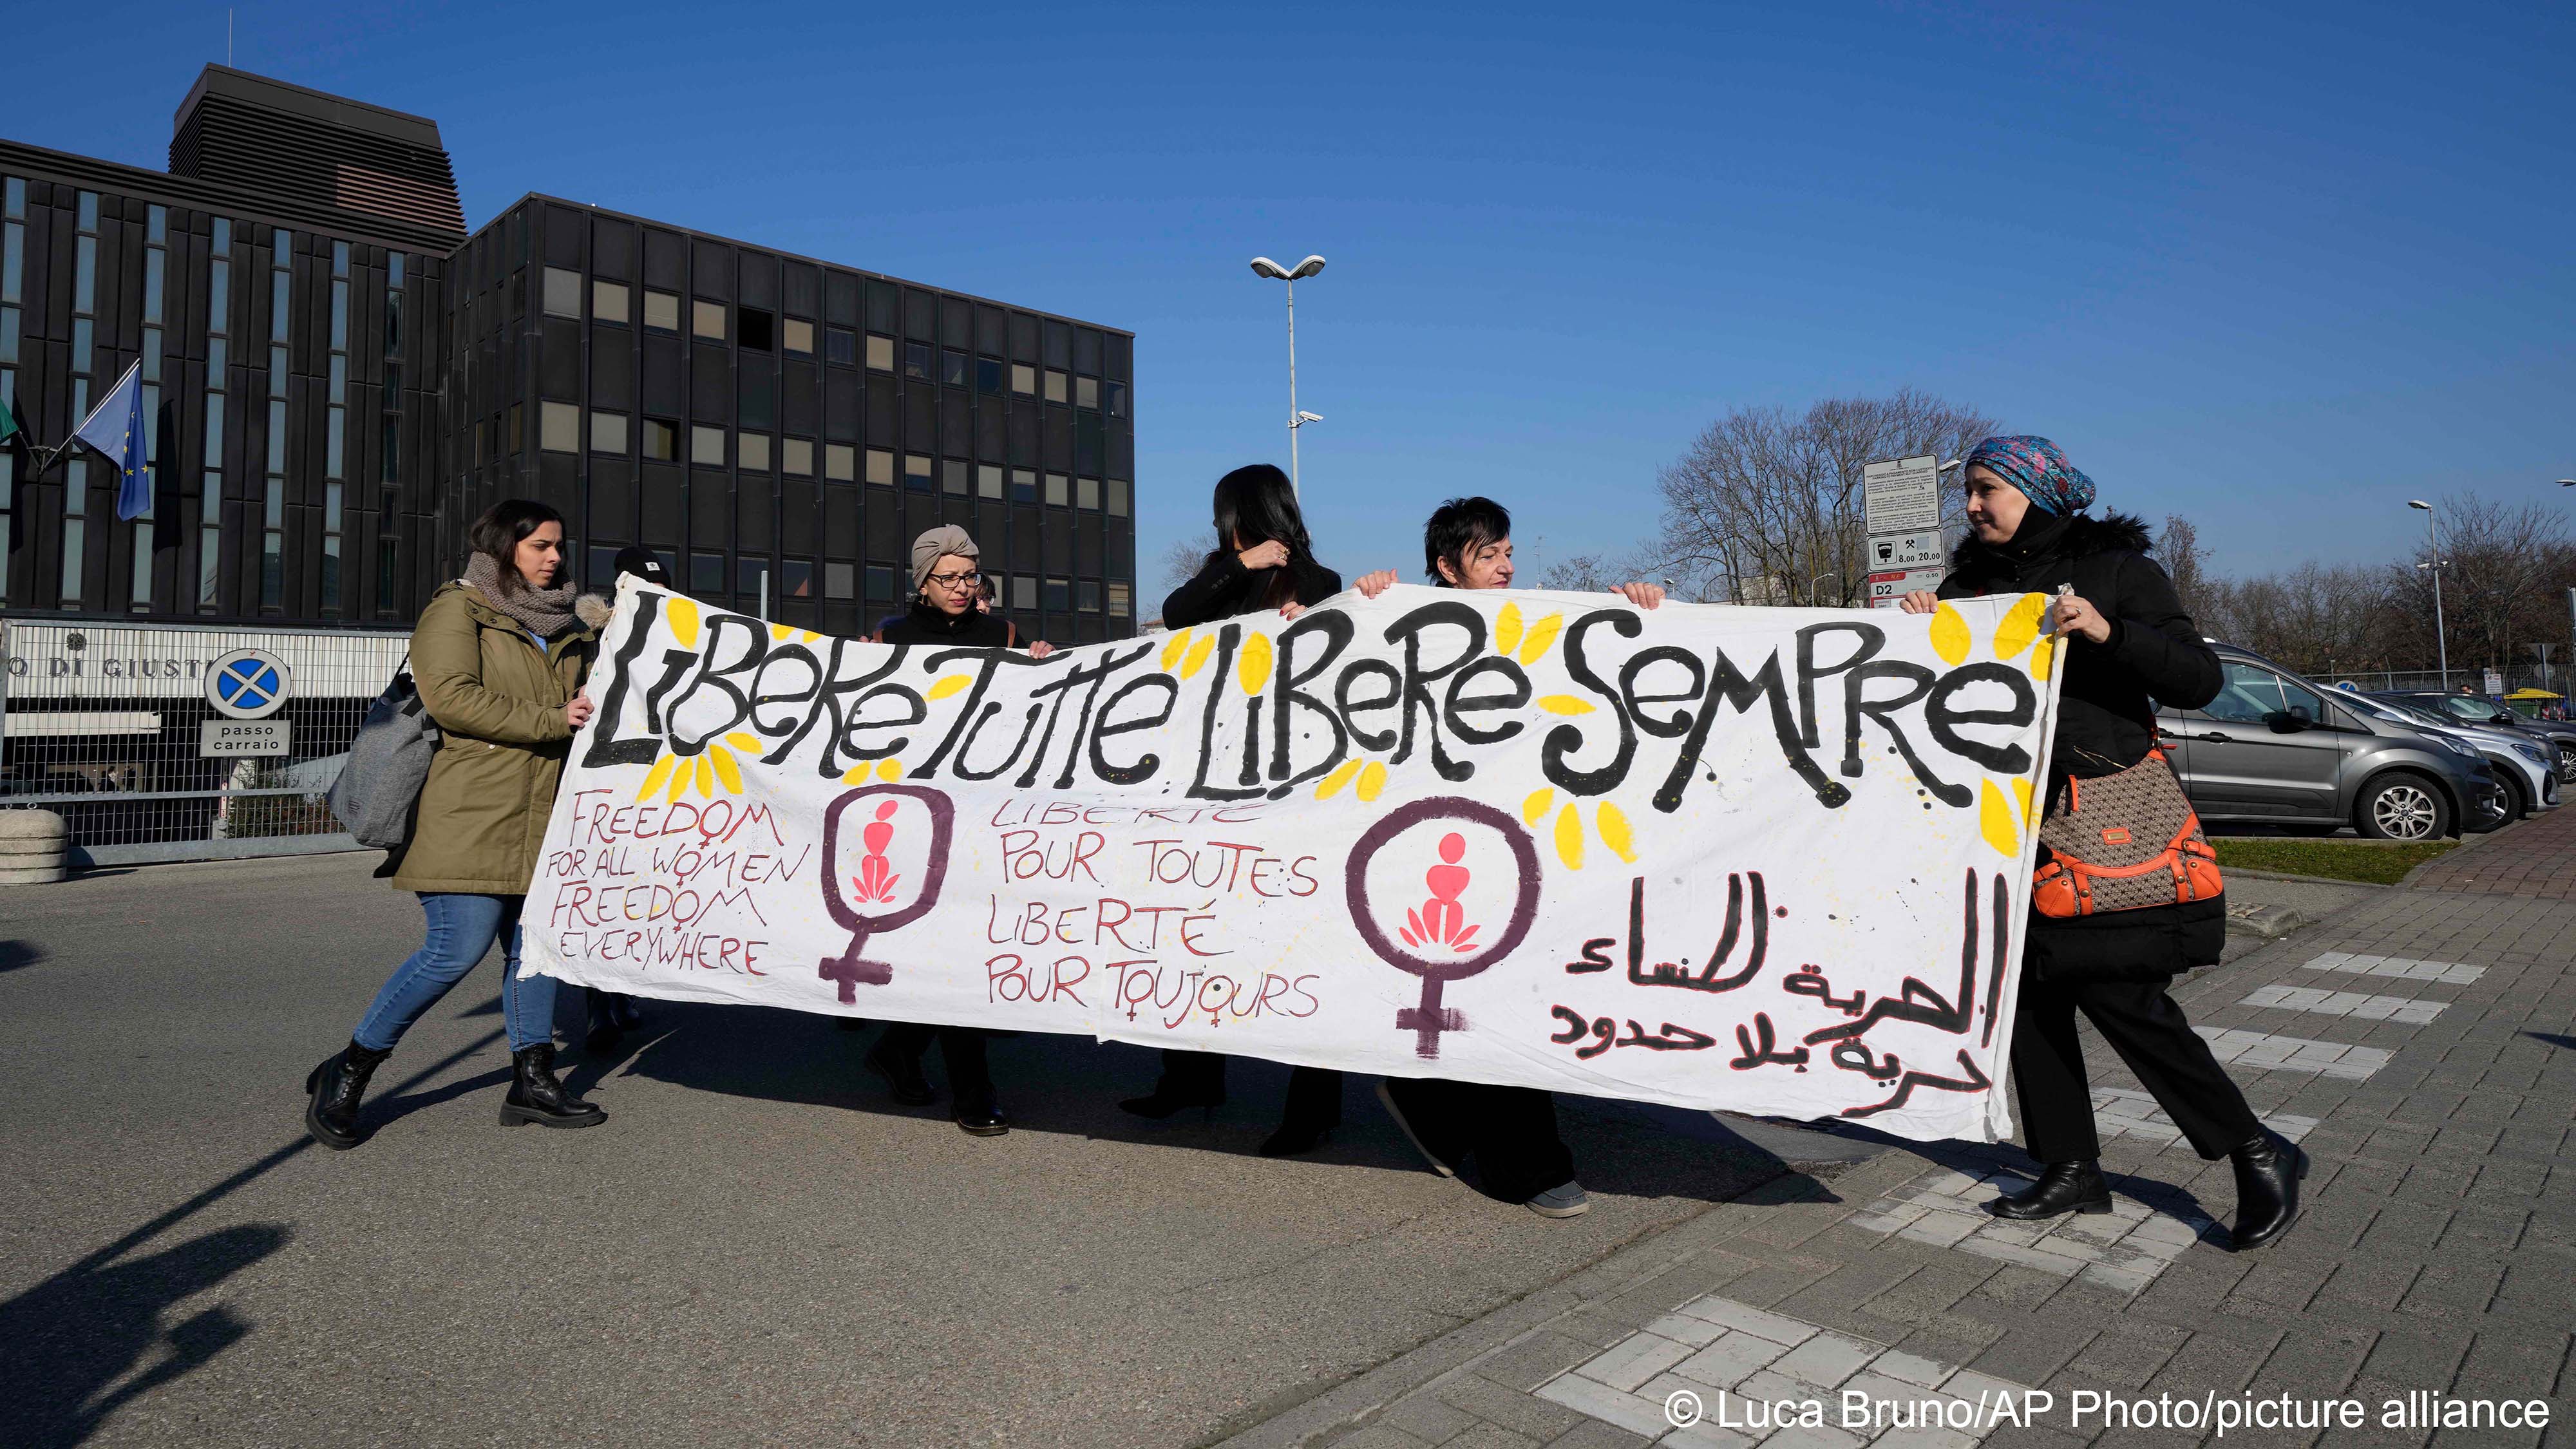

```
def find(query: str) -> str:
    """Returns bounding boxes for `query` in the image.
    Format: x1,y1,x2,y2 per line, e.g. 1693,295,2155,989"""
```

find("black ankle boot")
1258,1115,1336,1158
1989,1160,2112,1218
865,1036,938,1106
498,1045,605,1128
2228,1130,2305,1251
952,1090,1010,1137
304,1039,393,1150
1119,1079,1225,1121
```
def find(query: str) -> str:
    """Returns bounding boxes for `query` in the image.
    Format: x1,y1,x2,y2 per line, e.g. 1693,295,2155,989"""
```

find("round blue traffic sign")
206,649,291,720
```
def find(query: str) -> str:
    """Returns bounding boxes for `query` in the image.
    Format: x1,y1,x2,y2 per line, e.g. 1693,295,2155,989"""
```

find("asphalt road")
0,854,1787,1448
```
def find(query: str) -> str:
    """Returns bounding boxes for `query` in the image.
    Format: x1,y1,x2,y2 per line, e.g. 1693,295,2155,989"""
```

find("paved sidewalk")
1224,845,2576,1448
2409,802,2576,900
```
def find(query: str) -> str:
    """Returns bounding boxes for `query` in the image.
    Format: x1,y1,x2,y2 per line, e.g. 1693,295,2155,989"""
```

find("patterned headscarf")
1964,435,2096,516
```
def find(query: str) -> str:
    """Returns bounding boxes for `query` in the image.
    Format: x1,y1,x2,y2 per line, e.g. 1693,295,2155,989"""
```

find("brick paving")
1225,830,2576,1449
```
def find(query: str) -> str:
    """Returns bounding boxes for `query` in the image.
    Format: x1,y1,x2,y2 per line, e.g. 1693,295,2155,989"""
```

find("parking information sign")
205,649,290,721
1863,454,1943,535
1866,566,1947,609
200,719,291,756
1866,529,1944,572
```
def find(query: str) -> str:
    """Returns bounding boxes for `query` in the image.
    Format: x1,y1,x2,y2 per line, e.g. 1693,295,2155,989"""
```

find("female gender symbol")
1344,797,1542,1059
817,783,955,1001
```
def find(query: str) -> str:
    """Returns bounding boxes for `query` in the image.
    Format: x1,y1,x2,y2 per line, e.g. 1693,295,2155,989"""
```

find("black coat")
1938,511,2228,980
1160,550,1343,629
875,600,1021,649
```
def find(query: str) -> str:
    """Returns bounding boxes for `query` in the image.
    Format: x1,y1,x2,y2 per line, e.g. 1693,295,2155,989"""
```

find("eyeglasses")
926,569,981,589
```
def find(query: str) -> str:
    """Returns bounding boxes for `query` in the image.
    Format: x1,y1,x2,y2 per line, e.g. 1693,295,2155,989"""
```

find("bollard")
0,809,71,885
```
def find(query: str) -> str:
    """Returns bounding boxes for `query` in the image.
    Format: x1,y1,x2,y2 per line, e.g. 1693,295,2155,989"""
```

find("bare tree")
2389,496,2572,675
1159,535,1212,594
1639,389,1998,606
2157,515,2213,621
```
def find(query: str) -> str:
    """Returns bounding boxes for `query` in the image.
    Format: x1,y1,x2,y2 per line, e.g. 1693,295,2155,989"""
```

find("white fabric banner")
524,582,2065,1142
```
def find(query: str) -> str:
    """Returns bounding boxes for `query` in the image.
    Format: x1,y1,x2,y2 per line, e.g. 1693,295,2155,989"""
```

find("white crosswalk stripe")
2239,984,2445,1023
2192,1026,2391,1079
2302,951,2483,985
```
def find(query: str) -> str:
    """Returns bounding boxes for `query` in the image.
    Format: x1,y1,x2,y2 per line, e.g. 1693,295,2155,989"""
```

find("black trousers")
1381,1077,1575,1203
880,1023,994,1112
1155,1049,1341,1128
2011,972,2261,1162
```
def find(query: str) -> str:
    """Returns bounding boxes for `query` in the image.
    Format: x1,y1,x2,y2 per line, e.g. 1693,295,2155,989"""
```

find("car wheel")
2354,772,2452,841
2556,741,2576,786
2499,772,2531,822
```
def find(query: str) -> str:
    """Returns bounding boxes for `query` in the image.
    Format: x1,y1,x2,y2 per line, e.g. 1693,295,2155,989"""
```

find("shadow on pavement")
2524,1031,2575,1051
0,939,44,974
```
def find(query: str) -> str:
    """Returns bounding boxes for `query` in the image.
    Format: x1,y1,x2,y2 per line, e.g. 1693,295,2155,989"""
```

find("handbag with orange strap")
2032,743,2224,917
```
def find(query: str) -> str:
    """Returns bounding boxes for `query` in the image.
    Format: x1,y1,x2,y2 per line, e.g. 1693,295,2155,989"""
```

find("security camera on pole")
1249,255,1326,498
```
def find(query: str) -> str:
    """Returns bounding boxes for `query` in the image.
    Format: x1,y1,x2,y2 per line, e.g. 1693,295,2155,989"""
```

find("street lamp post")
1810,572,1841,607
1249,255,1327,497
2408,499,2449,690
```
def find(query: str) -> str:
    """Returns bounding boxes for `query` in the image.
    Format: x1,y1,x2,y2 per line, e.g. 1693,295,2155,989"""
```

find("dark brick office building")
0,65,1137,643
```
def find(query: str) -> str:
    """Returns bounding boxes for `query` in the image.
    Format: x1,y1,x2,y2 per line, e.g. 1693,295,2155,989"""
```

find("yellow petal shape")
1994,592,2049,659
724,732,763,754
665,597,701,649
2027,634,2056,681
769,623,794,642
1553,804,1585,870
1522,787,1555,825
1979,778,2020,856
1537,695,1595,715
1596,802,1637,863
1159,629,1194,672
1180,636,1215,679
1494,601,1525,656
665,755,695,804
842,764,872,784
1930,602,1971,666
1316,759,1363,800
693,756,715,798
1517,612,1564,665
1355,761,1388,802
926,674,972,701
1236,632,1274,695
2012,775,2036,826
801,630,823,645
709,746,744,795
635,754,676,800
875,757,904,781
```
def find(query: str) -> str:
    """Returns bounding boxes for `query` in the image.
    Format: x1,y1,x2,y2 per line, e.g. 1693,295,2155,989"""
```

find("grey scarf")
462,553,585,638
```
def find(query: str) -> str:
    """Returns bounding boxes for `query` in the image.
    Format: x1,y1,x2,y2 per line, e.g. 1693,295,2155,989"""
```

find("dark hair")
468,498,565,597
1208,463,1313,610
1423,497,1511,585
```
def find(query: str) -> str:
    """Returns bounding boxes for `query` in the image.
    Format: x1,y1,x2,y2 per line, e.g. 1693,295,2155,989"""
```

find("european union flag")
73,360,151,520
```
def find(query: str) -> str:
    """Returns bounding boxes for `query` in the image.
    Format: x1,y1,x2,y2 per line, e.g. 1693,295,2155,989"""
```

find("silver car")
2338,692,2558,822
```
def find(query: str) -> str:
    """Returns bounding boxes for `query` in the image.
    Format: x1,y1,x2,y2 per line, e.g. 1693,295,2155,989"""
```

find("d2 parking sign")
205,649,290,720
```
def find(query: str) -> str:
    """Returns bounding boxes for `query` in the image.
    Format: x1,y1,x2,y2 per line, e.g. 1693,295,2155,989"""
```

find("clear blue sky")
8,1,2569,590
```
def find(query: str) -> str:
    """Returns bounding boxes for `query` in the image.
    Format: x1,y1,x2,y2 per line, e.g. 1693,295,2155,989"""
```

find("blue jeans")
354,893,555,1053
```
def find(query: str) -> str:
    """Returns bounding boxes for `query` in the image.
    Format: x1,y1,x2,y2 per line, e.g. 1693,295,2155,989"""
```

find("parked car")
2380,691,2576,787
2337,691,2558,822
2157,644,2501,840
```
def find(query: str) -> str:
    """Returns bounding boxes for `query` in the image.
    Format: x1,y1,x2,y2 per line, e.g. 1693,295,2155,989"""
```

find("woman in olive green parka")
302,500,611,1149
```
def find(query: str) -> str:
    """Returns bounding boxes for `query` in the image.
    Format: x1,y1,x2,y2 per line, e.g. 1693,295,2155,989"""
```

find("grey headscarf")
911,525,980,592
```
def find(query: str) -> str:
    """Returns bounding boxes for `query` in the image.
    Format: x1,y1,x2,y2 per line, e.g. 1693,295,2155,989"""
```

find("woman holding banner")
302,500,609,1149
1121,464,1350,1155
865,526,1052,1135
1900,436,2300,1251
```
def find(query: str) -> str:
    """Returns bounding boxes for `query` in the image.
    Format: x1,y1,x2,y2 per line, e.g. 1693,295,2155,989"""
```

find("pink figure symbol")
852,800,901,904
1400,833,1482,953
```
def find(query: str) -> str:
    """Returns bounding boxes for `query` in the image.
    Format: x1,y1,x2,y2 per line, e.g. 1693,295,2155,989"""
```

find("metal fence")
1,616,410,866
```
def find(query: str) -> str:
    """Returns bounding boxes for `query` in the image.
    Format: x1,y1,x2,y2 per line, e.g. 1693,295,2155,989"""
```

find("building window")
864,564,896,601
825,327,857,366
1076,375,1099,410
941,459,969,495
902,341,933,380
199,216,232,611
781,558,813,602
541,401,582,453
738,307,775,352
1010,468,1037,504
941,349,968,388
977,464,1003,500
594,279,630,325
738,433,772,472
691,552,725,595
543,266,582,318
1045,473,1070,507
864,334,895,371
1108,382,1128,417
903,453,933,491
976,356,1003,395
781,437,813,475
864,448,895,486
1046,577,1070,612
692,299,726,341
783,318,815,355
1077,477,1101,511
1108,478,1130,516
826,561,855,599
643,289,681,331
1079,580,1102,612
691,425,726,466
739,557,770,608
1011,363,1036,397
1012,574,1037,612
641,417,679,461
1045,370,1069,404
591,410,629,455
824,443,855,482
1108,582,1132,618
